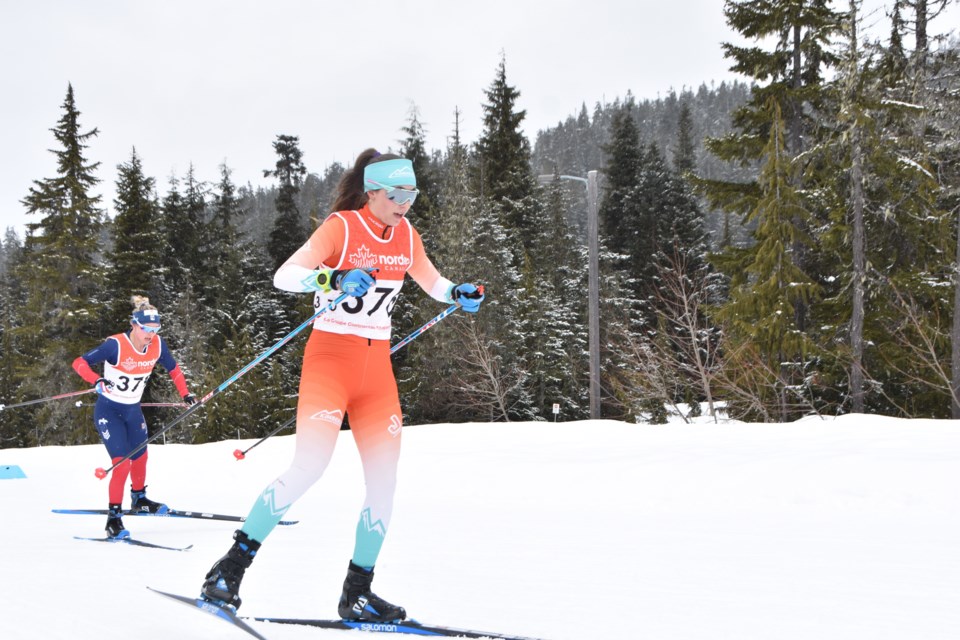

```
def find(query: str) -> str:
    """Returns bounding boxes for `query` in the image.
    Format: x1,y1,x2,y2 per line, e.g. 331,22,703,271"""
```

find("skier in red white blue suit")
71,295,196,539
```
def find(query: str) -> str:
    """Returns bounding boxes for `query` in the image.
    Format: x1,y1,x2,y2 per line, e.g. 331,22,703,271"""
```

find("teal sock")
239,483,291,543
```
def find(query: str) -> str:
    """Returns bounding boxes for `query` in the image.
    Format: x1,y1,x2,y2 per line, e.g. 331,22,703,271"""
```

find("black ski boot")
105,503,129,539
201,530,261,610
131,486,168,514
337,561,406,622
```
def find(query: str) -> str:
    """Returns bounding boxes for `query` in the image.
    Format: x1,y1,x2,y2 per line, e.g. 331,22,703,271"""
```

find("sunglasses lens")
370,180,418,206
388,189,418,206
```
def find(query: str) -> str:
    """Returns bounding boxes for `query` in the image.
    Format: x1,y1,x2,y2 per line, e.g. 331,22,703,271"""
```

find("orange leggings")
239,330,402,568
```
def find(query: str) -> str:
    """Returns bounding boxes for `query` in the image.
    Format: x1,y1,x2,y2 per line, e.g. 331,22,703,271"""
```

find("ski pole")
233,300,465,461
77,402,188,408
0,388,96,411
94,292,349,479
233,414,296,460
389,303,460,355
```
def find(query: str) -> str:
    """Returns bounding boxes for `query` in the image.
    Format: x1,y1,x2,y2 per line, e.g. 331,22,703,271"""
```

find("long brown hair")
331,149,403,212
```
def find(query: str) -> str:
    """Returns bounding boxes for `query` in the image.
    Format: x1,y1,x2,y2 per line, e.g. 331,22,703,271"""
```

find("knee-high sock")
109,457,131,505
350,413,401,568
129,451,148,491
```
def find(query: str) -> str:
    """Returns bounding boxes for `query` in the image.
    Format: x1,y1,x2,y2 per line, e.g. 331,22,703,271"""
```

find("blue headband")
363,158,417,191
132,309,160,326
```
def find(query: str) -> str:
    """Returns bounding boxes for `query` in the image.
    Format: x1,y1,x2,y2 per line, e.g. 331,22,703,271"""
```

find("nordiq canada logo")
349,244,410,270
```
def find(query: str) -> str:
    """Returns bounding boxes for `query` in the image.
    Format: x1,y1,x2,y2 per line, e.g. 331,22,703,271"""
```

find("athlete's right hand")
334,268,377,297
94,378,114,395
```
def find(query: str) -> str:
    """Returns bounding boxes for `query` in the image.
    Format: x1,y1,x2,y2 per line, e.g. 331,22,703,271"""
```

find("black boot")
338,561,406,622
131,486,168,514
201,530,261,610
105,503,128,539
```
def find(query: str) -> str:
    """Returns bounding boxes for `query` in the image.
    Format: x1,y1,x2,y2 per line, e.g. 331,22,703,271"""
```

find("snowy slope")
0,415,958,640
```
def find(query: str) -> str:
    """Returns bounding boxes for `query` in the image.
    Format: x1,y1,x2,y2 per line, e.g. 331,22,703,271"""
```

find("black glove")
94,378,115,395
183,393,197,406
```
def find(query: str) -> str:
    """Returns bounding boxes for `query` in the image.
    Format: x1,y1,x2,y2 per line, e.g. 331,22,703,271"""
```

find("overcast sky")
1,1,956,238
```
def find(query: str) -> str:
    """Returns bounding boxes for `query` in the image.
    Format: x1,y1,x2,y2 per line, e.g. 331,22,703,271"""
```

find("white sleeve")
429,277,456,303
274,264,323,293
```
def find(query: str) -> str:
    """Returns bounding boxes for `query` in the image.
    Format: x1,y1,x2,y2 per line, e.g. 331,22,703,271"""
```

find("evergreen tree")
17,84,107,445
158,174,186,301
206,162,246,316
674,101,697,174
399,106,439,250
810,2,954,416
455,194,534,421
710,0,844,335
710,97,821,421
105,147,164,326
415,111,534,422
719,0,842,158
391,107,440,405
599,98,644,259
410,114,483,422
474,54,538,252
266,134,308,272
526,173,590,418
0,229,28,446
929,42,960,416
161,164,209,299
641,142,709,278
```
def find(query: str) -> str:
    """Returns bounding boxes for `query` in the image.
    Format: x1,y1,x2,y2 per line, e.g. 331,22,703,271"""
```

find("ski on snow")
52,507,298,526
249,616,548,639
149,586,546,639
148,587,267,639
74,536,193,552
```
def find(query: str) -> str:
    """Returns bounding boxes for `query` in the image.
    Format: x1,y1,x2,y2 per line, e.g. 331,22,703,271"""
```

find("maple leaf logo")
348,244,377,270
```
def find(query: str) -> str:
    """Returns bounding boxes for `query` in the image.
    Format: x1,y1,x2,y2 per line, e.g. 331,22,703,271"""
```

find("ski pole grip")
460,284,484,299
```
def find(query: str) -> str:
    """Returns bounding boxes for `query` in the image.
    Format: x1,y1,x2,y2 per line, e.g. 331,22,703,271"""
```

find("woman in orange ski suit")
201,149,484,622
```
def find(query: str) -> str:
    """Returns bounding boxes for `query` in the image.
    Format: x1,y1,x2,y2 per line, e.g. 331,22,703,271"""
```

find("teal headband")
363,158,417,191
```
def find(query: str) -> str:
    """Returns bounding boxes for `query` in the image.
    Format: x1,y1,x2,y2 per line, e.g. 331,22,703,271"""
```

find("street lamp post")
539,171,601,419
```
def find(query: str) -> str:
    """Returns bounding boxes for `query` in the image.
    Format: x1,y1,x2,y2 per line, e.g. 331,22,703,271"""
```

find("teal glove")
452,284,485,313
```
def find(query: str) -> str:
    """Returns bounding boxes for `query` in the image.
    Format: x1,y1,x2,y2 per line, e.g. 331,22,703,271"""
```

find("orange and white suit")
238,205,455,568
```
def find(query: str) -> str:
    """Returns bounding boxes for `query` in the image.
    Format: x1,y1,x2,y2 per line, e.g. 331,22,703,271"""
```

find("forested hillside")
2,1,959,448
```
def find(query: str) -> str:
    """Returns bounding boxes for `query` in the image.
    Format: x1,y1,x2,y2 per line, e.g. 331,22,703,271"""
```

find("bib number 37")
319,286,399,317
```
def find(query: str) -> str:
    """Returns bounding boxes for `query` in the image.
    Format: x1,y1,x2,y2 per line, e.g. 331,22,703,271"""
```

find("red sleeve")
72,357,100,385
168,365,190,398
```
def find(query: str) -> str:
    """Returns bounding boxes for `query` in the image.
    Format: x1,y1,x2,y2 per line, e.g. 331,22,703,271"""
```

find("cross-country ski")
250,616,549,639
53,508,299,526
74,536,193,552
148,587,267,639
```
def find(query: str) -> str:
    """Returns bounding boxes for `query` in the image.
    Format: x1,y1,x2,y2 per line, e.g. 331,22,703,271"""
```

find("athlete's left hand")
452,284,485,313
183,393,197,406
